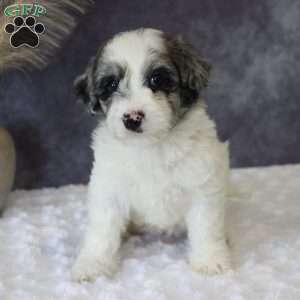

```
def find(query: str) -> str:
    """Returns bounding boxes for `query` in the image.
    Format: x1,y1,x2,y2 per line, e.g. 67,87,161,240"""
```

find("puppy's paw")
189,246,231,275
71,255,118,282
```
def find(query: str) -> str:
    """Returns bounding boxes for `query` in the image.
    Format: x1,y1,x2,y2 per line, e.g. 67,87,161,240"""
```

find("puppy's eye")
102,76,119,93
148,67,175,93
150,74,163,87
97,75,120,101
106,77,119,91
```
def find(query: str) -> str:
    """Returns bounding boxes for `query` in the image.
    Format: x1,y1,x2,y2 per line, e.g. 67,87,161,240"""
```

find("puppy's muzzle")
122,111,145,133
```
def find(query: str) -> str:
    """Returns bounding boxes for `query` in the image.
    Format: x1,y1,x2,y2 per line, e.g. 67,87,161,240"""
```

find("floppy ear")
74,57,103,115
74,73,90,104
165,35,211,106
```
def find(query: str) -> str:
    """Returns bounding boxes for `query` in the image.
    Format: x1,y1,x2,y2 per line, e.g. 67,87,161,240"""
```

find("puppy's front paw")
71,255,118,282
189,245,231,275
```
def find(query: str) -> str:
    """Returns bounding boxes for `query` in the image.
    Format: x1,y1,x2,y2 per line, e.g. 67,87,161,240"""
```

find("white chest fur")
124,146,191,230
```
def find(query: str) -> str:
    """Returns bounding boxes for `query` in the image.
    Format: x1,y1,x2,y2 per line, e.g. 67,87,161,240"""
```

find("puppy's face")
75,29,210,142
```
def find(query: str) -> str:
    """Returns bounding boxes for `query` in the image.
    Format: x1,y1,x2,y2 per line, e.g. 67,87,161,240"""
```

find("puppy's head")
75,29,210,141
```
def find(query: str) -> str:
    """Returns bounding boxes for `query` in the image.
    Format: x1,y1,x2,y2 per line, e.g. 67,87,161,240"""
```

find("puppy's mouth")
132,128,143,134
124,124,143,134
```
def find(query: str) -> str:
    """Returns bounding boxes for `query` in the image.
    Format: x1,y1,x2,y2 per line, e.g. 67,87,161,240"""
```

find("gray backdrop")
0,0,299,189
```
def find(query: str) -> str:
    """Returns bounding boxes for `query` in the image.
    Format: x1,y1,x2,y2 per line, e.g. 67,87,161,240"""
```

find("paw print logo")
4,16,45,48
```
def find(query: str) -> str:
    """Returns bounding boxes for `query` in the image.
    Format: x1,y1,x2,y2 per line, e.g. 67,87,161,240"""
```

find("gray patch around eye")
144,55,178,95
91,62,126,106
74,44,127,117
142,49,187,123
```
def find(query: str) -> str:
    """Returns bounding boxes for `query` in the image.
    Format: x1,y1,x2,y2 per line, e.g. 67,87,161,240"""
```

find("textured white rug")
0,165,300,300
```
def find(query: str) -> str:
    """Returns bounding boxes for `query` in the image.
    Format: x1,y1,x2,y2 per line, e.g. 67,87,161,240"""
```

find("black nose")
123,111,145,133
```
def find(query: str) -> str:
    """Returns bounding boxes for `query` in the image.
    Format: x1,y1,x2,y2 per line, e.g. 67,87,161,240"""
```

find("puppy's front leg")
72,183,128,281
186,194,231,275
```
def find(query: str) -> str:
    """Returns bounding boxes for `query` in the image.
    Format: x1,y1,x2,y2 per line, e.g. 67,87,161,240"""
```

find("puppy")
72,28,231,281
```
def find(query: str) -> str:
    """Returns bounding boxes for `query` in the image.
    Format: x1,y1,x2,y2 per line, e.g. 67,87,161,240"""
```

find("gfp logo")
3,4,47,48
4,3,47,17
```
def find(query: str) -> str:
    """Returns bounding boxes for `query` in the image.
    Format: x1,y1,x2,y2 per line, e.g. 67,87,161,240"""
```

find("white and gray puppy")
72,28,231,281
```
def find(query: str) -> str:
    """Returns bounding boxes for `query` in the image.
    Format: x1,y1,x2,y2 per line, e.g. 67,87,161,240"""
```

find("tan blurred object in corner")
0,127,16,212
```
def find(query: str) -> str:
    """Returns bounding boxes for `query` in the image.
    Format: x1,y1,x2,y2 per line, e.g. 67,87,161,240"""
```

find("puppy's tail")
0,127,15,213
0,0,93,72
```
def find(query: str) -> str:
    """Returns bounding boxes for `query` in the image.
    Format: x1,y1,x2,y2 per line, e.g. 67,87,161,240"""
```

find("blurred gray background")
0,0,299,189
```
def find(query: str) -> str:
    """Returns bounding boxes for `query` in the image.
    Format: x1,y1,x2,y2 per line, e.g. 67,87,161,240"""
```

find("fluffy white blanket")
1,165,299,300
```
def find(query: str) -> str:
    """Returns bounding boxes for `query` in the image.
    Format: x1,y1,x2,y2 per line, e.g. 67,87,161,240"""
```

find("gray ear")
74,73,90,104
74,57,103,115
165,34,211,106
